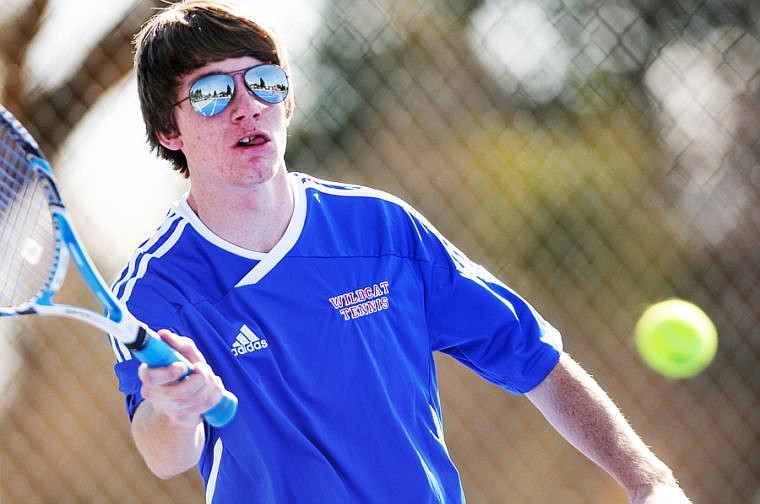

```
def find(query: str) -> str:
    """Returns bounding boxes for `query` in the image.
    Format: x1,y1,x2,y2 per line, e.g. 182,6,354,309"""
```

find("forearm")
526,353,683,501
131,400,205,479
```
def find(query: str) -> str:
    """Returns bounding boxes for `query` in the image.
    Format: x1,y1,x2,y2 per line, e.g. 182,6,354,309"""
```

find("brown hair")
134,0,294,176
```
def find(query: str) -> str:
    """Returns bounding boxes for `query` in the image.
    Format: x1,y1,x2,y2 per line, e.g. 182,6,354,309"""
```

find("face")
158,56,290,191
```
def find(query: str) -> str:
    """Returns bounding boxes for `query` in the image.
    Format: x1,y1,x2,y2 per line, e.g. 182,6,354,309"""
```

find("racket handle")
132,329,238,427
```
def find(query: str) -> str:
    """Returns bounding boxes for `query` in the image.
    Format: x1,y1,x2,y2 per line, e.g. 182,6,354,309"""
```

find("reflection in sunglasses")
174,64,289,117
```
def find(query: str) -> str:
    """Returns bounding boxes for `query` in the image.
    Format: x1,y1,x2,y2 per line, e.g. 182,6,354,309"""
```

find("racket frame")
22,155,138,339
0,105,237,426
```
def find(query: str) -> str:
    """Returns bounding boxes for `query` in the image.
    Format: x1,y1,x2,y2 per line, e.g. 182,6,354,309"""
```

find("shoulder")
292,172,405,205
291,172,430,226
290,172,458,264
111,205,193,311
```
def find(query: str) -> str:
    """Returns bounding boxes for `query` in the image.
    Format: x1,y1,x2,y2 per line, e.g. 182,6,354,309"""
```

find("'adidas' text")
231,324,269,356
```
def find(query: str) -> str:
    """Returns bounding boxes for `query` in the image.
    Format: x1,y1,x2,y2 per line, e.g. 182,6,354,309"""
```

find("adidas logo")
231,324,269,356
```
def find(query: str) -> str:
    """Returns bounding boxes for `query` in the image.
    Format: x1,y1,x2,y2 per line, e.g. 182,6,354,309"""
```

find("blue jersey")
110,173,562,503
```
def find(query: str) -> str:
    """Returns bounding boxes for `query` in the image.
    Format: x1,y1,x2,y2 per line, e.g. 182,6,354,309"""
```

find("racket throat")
125,325,150,351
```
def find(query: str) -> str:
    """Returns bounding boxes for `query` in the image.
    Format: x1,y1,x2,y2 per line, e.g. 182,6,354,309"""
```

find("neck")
187,170,294,253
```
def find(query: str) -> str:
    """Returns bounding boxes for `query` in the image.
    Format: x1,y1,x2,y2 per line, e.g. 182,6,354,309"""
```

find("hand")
138,330,226,427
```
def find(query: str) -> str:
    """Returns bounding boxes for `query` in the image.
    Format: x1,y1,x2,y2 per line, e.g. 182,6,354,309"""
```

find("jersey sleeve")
112,357,143,420
410,210,562,394
109,281,186,420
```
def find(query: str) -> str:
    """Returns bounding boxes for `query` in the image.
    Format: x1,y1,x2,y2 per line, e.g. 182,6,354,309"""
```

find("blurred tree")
0,0,164,156
0,2,205,502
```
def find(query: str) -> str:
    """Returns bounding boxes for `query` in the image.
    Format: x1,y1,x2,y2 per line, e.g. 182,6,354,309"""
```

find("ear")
156,129,183,151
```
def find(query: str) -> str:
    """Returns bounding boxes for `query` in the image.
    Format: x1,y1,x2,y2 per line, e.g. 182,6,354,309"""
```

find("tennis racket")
0,104,237,427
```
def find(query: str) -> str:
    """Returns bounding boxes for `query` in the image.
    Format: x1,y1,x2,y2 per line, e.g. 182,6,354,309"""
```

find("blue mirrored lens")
189,74,234,117
244,64,289,104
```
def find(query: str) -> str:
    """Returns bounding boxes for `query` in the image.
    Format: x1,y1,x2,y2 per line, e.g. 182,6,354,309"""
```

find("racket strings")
0,130,58,310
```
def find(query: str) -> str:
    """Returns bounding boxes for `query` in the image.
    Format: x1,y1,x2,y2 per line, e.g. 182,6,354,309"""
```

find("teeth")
238,135,267,147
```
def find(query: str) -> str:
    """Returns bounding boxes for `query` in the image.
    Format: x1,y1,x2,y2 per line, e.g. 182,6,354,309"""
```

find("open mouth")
237,134,268,147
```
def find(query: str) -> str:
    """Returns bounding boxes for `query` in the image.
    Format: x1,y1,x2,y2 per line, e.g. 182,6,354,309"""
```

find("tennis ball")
634,299,717,379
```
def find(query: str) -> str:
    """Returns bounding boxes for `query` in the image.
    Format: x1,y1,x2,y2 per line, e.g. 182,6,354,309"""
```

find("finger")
140,369,202,411
138,361,191,386
143,369,223,424
157,329,207,365
180,370,225,411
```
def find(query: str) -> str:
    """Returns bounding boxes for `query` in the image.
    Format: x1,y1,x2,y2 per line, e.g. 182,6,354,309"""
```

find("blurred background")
1,0,758,502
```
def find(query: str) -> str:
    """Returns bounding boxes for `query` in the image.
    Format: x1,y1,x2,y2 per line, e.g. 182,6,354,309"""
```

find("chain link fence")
1,0,758,502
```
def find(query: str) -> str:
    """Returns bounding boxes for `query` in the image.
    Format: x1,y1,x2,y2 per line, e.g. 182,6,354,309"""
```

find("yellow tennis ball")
634,299,718,379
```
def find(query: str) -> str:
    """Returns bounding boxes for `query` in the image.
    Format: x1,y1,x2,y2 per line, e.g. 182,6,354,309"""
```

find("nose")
229,74,265,121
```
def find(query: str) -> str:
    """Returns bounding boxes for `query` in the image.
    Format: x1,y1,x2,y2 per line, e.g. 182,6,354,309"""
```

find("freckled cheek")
182,131,227,167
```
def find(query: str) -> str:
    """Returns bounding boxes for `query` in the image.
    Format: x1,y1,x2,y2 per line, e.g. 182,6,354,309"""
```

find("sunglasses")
173,63,289,117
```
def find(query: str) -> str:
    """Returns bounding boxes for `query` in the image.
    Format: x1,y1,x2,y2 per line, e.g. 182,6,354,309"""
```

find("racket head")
0,105,239,427
0,105,68,315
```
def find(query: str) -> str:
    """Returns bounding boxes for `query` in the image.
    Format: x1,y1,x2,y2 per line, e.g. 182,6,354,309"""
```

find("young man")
110,1,692,502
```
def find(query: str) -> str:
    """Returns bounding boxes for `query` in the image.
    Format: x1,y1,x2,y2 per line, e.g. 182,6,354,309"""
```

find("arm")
131,330,226,479
525,352,692,504
132,395,205,479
